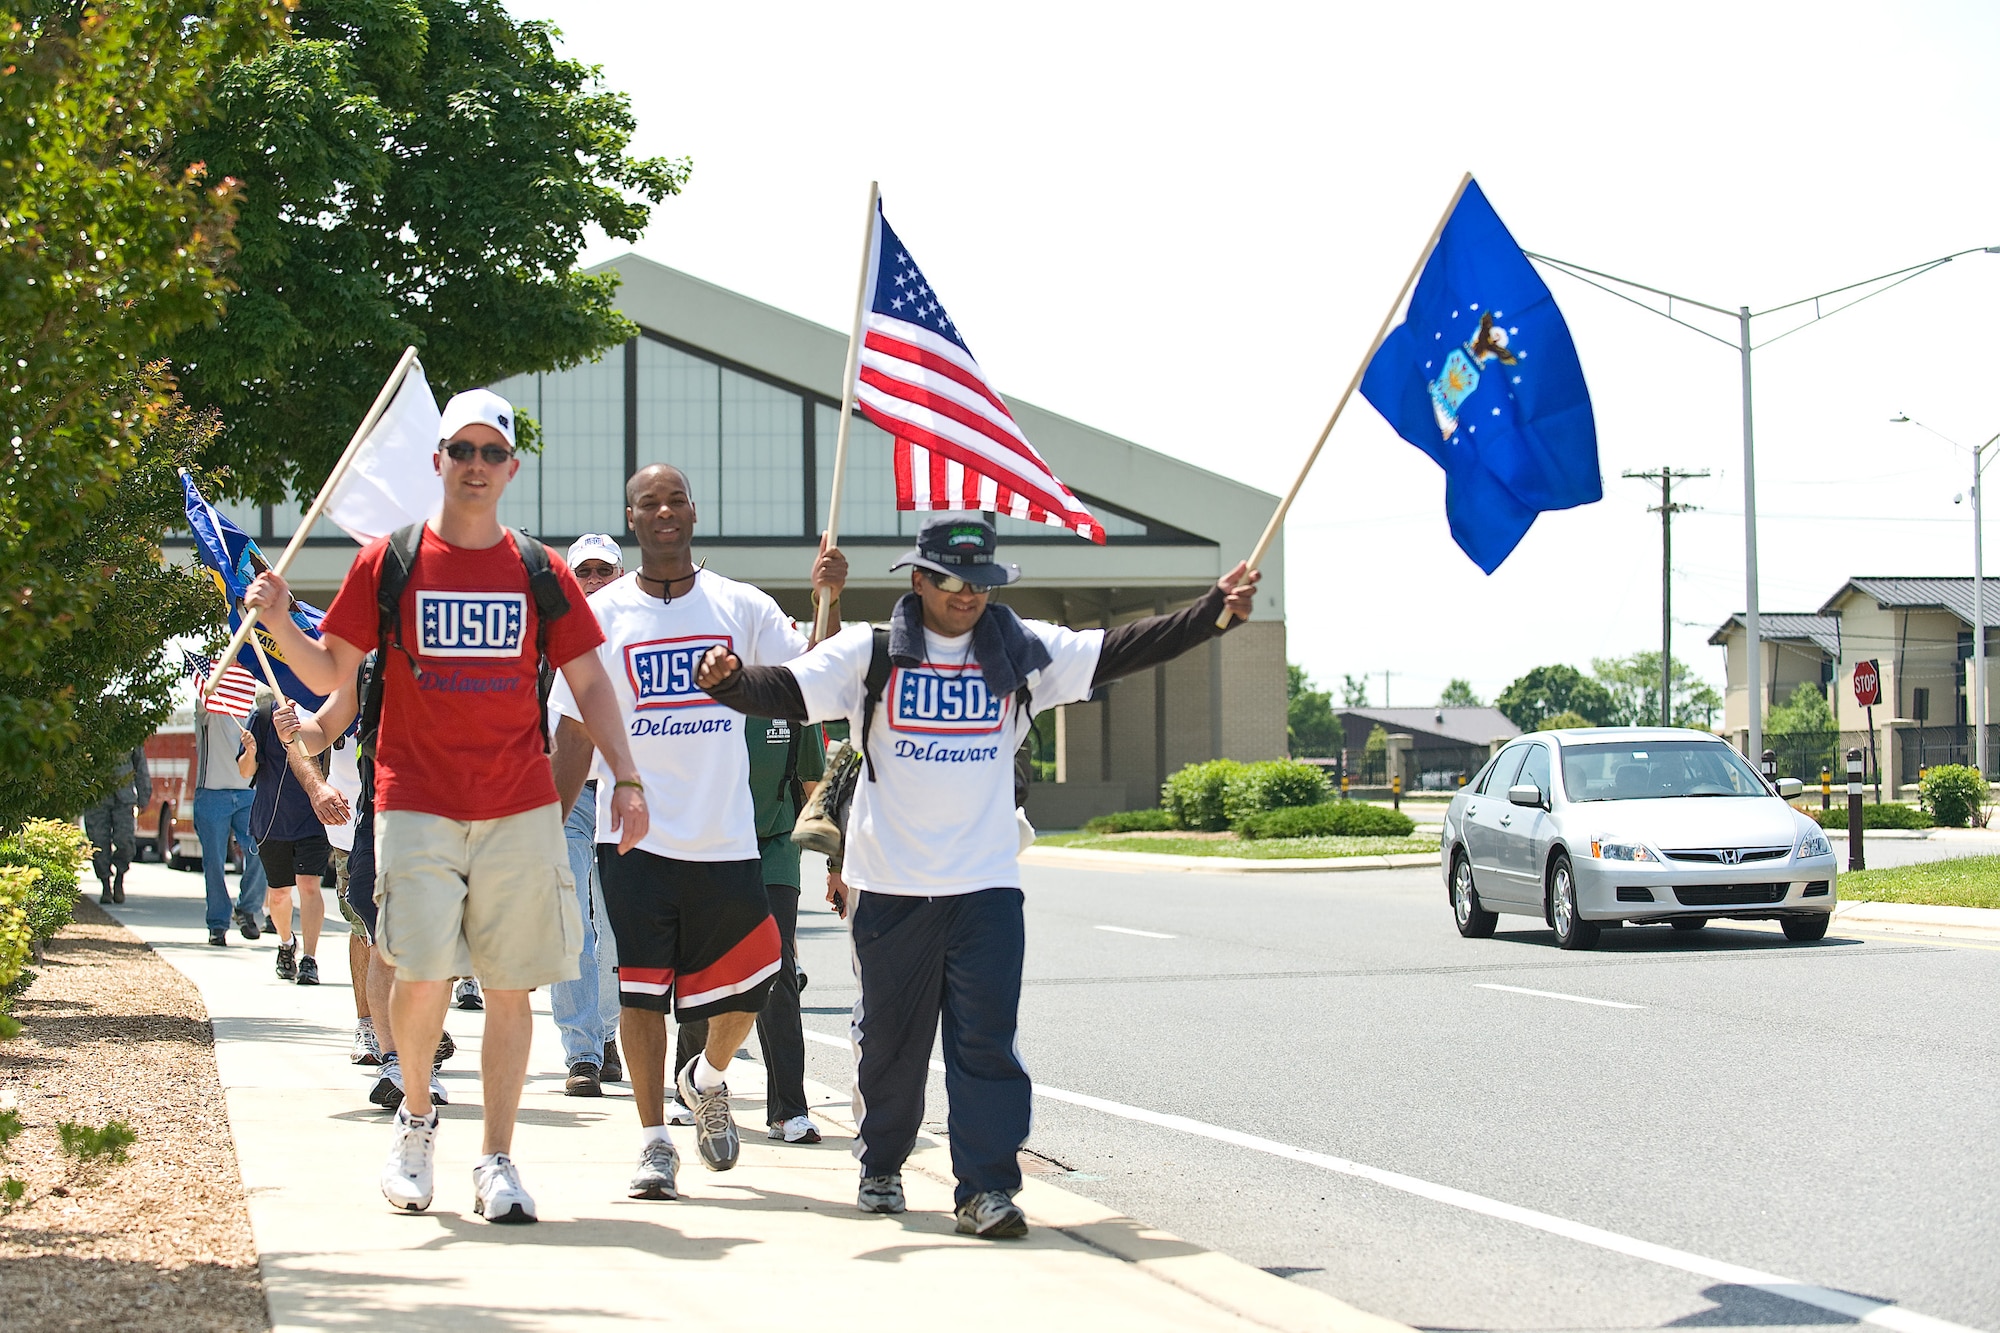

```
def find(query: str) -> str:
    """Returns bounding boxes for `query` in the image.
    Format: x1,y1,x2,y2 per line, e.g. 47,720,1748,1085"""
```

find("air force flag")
181,471,328,710
1360,179,1600,573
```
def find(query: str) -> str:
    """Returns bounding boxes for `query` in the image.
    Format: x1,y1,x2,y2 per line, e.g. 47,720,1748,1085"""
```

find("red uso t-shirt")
321,527,604,821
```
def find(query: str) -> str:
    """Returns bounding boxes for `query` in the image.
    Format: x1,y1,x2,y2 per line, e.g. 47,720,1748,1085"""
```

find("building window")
720,368,803,536
636,337,720,520
814,401,908,537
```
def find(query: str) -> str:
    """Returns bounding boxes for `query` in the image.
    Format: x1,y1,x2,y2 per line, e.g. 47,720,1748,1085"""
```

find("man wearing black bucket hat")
695,512,1258,1239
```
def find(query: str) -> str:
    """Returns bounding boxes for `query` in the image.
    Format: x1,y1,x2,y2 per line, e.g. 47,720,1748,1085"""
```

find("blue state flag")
181,472,328,710
1360,179,1600,573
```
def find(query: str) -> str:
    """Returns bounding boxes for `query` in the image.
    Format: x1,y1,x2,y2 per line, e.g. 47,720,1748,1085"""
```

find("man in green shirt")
672,714,825,1142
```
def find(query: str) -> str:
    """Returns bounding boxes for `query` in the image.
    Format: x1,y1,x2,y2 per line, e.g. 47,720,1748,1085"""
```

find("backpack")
357,522,572,760
856,627,1033,799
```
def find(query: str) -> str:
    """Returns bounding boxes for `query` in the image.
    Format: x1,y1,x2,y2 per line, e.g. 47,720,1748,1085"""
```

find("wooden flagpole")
203,345,422,700
814,180,880,644
243,631,314,759
1216,172,1474,629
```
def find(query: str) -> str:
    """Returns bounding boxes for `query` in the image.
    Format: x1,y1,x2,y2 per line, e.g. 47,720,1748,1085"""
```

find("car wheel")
1548,854,1599,950
1671,918,1708,933
1782,915,1830,942
1451,853,1497,938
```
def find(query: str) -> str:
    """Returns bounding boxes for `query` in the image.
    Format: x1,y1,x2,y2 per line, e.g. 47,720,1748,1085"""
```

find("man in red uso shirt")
246,388,648,1226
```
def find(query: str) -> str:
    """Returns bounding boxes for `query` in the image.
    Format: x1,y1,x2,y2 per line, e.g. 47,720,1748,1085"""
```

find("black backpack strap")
782,720,805,813
509,529,571,754
360,524,424,760
858,626,893,781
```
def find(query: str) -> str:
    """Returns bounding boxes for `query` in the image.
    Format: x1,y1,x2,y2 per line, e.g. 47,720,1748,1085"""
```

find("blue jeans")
192,788,268,931
551,791,619,1068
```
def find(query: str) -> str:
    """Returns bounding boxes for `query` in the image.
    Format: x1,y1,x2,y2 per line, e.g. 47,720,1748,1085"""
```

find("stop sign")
1854,659,1881,707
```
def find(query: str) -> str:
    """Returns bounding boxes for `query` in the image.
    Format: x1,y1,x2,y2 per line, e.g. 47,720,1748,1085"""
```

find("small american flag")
855,200,1104,544
184,650,259,719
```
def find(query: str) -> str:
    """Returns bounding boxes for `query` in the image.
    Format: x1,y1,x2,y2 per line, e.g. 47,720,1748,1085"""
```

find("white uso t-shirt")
323,737,363,853
550,570,808,862
788,619,1101,897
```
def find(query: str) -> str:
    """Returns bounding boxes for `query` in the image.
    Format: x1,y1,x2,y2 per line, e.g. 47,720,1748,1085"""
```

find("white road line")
798,1026,1972,1333
1095,924,1177,939
1475,983,1643,1009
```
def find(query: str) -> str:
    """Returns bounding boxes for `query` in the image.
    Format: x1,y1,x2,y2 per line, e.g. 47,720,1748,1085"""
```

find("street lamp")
1891,413,2000,777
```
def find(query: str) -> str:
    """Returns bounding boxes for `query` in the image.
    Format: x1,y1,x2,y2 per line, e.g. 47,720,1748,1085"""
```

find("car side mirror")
1508,783,1545,809
1776,777,1802,799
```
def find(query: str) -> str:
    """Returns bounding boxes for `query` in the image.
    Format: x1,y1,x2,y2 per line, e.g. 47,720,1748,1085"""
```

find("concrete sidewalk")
107,863,1405,1333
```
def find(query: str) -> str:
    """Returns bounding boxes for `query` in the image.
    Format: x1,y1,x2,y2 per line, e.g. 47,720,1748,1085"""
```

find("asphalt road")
788,857,2000,1333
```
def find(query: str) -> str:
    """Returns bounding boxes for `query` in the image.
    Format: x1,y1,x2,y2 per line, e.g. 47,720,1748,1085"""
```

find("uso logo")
416,591,526,658
626,635,730,711
888,665,1006,735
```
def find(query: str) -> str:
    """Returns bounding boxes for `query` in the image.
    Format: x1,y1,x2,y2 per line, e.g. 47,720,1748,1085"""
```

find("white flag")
324,360,443,543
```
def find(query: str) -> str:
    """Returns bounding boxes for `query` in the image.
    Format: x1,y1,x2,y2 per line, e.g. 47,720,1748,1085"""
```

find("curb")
904,1143,1415,1333
1835,899,2000,942
1021,845,1441,875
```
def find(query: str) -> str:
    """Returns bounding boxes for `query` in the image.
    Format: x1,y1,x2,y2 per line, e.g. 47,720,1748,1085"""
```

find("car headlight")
1797,831,1832,859
1591,840,1658,862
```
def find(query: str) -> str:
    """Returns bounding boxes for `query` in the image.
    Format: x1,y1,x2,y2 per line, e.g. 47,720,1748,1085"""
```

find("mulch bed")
0,898,267,1331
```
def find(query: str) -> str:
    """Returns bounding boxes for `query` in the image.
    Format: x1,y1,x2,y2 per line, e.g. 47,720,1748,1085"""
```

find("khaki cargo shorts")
374,803,581,992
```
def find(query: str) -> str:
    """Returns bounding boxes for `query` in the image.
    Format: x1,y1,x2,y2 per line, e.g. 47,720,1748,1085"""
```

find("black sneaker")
600,1039,623,1083
262,914,276,934
453,978,483,1011
955,1189,1028,1239
563,1062,602,1097
434,1031,455,1069
99,888,113,905
296,954,319,986
275,939,298,981
233,908,261,941
857,1173,906,1214
676,1057,740,1172
207,928,228,947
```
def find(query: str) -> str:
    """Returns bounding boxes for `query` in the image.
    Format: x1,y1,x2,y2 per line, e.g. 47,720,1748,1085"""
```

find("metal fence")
1897,725,2000,783
1763,730,1882,787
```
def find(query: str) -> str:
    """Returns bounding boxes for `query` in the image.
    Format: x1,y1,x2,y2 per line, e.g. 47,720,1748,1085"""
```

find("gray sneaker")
675,1057,739,1172
857,1173,905,1214
955,1189,1028,1239
628,1138,680,1200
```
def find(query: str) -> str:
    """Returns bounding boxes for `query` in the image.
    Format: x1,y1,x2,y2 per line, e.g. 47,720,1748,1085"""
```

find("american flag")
183,650,259,719
854,200,1105,544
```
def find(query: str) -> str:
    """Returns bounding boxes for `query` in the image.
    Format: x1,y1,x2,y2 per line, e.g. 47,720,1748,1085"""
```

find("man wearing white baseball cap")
552,534,627,1096
246,388,649,1226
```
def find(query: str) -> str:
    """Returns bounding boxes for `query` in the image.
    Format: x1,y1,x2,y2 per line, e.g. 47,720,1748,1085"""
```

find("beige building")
171,255,1289,825
1709,575,1999,790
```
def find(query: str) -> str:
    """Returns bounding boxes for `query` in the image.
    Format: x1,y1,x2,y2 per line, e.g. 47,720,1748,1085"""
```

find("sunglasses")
441,440,515,465
923,569,989,595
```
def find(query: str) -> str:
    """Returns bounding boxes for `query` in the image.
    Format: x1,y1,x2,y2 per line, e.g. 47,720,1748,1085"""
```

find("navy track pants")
850,887,1028,1205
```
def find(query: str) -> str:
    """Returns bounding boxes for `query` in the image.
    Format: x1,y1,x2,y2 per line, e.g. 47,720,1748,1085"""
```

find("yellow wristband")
614,779,644,792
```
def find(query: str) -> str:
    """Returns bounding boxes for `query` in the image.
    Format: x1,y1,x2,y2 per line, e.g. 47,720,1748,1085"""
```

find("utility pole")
1381,670,1393,708
1624,465,1710,726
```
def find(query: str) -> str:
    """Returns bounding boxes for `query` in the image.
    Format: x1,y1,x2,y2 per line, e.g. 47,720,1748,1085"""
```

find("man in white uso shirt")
696,513,1258,1239
549,463,846,1203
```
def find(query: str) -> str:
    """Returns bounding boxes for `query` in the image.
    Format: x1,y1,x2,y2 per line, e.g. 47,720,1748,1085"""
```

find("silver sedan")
1440,727,1839,949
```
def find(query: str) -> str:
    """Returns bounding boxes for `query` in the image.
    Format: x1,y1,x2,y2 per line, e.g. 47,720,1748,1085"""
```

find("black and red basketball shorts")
596,847,781,1020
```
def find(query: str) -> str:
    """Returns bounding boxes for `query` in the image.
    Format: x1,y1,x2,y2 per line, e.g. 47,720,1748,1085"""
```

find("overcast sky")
506,1,2000,709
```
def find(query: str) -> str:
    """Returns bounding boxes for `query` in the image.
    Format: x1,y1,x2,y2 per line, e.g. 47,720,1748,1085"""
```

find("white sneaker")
768,1114,822,1144
381,1106,437,1212
351,1018,380,1066
473,1153,537,1224
428,1072,449,1106
665,1097,695,1126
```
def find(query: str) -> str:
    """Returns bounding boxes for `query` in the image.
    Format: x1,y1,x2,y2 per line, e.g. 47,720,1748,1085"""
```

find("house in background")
1710,575,2000,791
1332,706,1520,790
164,255,1290,827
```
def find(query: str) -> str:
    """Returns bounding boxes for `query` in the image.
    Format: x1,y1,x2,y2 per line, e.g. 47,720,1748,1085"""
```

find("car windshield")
1560,741,1768,802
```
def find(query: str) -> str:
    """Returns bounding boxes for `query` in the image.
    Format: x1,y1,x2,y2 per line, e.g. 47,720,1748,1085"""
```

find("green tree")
1542,710,1593,731
1494,665,1613,731
168,0,691,505
1286,665,1338,758
1765,682,1834,735
1438,678,1482,708
1590,652,1724,729
1,2,286,827
1342,674,1370,707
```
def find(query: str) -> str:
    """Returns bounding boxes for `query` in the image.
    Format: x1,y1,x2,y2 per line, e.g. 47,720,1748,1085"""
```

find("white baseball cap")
438,388,516,449
566,533,623,570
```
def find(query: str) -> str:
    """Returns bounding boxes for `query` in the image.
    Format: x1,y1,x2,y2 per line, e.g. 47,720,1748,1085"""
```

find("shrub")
1542,710,1593,731
0,866,36,1038
1236,803,1417,840
1919,764,1989,828
0,820,90,946
1083,809,1179,834
1161,760,1245,831
1221,760,1330,825
1810,803,1932,830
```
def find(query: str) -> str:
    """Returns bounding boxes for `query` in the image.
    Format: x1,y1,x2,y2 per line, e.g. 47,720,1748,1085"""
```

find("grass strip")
1036,832,1441,860
1840,856,2000,910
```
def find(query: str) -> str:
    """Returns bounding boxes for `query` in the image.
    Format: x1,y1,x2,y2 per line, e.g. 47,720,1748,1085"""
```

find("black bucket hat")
891,513,1020,588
